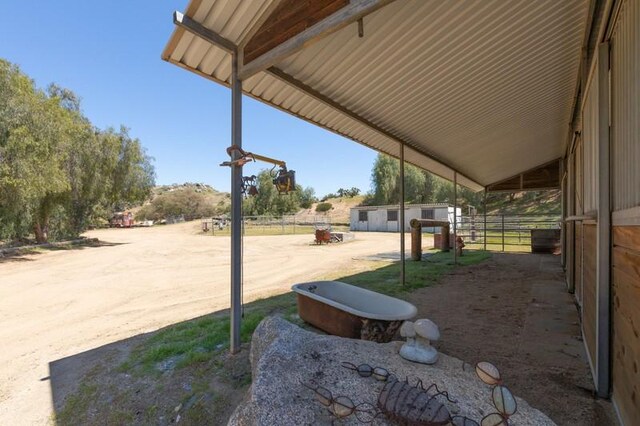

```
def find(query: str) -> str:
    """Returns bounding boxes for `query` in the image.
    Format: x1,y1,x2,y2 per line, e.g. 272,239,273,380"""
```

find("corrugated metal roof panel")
611,0,640,211
163,0,589,192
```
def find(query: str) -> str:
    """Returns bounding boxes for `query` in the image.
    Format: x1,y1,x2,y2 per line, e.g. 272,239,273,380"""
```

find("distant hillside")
134,183,230,221
291,190,560,223
486,190,560,215
152,183,226,197
295,195,365,224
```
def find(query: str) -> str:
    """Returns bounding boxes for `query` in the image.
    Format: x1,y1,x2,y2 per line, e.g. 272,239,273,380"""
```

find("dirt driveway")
0,223,410,425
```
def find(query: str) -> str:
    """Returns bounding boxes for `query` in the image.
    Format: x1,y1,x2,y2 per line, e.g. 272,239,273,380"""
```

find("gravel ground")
0,223,412,425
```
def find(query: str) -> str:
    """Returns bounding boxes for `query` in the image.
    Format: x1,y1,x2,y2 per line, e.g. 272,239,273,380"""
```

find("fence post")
293,216,296,234
282,216,285,234
501,214,505,252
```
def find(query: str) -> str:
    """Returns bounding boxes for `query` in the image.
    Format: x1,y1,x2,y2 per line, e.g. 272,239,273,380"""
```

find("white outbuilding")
350,204,460,232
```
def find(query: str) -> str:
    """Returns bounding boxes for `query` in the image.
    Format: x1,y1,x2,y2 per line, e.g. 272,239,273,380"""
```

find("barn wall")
609,0,640,422
575,38,601,381
575,222,583,305
582,223,598,371
611,0,640,212
350,206,455,232
582,59,599,214
611,226,640,424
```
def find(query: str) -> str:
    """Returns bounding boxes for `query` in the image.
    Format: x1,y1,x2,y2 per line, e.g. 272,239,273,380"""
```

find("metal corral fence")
455,214,561,252
202,215,350,236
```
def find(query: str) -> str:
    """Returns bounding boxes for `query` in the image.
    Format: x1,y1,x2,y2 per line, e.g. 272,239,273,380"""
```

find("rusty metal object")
377,377,455,426
315,229,331,244
296,294,404,343
296,293,362,338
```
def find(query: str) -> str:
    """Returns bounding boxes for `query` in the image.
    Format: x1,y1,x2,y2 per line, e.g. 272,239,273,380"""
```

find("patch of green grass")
121,292,297,375
338,250,492,297
121,250,491,375
56,383,99,425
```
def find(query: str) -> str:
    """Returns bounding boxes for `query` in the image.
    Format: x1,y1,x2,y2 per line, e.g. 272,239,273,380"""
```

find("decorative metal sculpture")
302,379,379,423
302,360,518,426
341,362,465,426
474,362,517,426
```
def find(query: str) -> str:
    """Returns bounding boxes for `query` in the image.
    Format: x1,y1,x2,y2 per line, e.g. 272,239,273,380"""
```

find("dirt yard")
407,253,617,425
0,223,409,425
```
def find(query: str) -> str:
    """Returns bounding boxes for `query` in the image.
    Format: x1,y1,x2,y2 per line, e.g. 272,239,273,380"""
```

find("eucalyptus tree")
0,59,155,243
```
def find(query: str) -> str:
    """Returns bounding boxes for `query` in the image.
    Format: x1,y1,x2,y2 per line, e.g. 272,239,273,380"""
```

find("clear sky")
0,1,379,197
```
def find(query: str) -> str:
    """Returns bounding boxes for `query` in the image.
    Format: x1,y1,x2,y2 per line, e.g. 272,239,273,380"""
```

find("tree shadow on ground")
0,240,127,264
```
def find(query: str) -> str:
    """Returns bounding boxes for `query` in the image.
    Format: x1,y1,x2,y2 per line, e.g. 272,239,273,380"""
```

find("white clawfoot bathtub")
291,281,417,342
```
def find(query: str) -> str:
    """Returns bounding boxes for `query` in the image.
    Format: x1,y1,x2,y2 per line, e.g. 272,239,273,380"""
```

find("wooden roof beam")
239,0,395,80
486,159,561,192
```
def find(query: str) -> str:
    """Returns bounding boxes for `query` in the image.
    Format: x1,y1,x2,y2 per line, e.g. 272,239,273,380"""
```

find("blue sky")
0,1,378,197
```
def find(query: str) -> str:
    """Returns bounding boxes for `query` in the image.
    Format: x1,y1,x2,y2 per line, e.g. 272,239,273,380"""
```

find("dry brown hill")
295,195,365,224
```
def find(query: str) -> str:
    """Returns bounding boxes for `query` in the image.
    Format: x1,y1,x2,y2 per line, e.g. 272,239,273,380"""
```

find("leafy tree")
298,186,316,209
367,153,481,209
0,59,155,243
242,169,313,216
335,187,361,198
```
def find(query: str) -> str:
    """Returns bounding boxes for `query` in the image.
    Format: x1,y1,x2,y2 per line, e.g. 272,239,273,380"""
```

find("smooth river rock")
228,316,556,426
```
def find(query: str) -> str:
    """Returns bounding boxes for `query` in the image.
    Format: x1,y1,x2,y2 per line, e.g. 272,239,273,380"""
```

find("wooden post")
442,223,450,252
411,224,422,261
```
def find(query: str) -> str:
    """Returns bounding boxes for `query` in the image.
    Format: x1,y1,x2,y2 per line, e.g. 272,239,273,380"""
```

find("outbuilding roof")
350,203,452,210
163,0,589,191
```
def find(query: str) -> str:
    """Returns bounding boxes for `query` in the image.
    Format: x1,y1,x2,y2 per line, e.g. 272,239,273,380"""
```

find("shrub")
315,202,332,213
135,188,226,221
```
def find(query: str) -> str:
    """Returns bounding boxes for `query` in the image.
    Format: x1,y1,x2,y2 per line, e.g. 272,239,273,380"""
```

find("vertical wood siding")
612,226,640,424
611,0,640,212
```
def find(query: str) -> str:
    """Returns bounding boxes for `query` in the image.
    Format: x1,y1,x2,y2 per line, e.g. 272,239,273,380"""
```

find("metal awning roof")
162,0,589,191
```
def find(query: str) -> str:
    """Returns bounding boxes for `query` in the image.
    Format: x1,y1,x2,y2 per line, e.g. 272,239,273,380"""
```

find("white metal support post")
595,41,610,398
453,172,457,265
230,53,243,354
400,143,405,285
483,189,487,251
560,158,566,269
